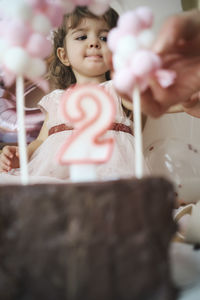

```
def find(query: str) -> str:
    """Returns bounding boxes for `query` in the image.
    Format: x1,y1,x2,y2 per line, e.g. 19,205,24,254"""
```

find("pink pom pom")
137,77,149,92
25,57,47,78
154,69,176,88
107,28,122,52
4,47,31,75
25,0,46,11
117,11,143,35
135,6,153,29
0,66,16,86
31,13,51,35
46,3,63,27
4,20,31,47
26,33,52,58
110,7,176,93
131,50,161,76
113,68,136,96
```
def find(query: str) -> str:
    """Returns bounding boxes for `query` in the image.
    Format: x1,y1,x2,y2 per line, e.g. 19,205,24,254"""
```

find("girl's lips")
86,55,102,59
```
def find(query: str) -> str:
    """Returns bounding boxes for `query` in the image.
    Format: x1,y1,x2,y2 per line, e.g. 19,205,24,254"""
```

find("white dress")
0,81,149,184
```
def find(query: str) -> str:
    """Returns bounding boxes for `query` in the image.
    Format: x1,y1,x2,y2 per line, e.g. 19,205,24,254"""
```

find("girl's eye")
100,36,107,42
76,35,87,40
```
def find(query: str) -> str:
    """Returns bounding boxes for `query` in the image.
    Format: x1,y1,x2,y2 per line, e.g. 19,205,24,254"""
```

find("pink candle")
57,84,116,181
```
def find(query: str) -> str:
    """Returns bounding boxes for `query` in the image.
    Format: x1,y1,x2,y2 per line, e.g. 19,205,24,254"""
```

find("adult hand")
0,146,19,172
153,9,200,56
141,54,200,117
141,9,200,117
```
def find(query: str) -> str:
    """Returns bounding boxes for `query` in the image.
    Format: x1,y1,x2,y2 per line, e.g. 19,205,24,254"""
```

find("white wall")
111,0,183,32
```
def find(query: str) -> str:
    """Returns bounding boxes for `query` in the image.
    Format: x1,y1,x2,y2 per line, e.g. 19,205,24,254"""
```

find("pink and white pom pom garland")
107,6,176,98
0,0,64,87
0,0,111,87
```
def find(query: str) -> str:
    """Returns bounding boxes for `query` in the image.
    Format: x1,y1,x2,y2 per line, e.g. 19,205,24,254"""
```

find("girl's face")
57,17,111,84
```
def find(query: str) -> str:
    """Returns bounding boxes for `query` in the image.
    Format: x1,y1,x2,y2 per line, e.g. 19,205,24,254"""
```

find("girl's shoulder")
100,80,113,89
100,80,120,100
40,89,64,103
38,89,64,112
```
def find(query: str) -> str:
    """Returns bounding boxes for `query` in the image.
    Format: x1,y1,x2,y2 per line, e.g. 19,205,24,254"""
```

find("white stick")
16,75,29,185
133,86,143,179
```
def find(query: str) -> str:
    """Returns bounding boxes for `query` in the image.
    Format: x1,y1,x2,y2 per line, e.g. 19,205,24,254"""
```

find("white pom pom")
138,30,154,48
0,39,9,63
1,0,33,21
113,53,127,71
4,47,31,75
116,35,139,59
25,57,46,78
31,13,51,35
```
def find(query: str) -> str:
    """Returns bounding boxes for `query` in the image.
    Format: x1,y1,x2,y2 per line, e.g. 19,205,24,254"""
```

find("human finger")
182,92,199,108
150,56,200,107
140,88,168,118
0,155,12,171
0,164,10,172
182,91,200,117
3,146,17,158
1,154,11,166
153,10,200,55
15,147,19,157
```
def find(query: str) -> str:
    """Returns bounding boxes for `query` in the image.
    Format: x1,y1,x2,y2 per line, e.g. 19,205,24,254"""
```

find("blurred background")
111,0,182,32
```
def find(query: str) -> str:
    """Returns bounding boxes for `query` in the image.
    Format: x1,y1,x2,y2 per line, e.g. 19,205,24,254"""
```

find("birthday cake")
0,177,178,300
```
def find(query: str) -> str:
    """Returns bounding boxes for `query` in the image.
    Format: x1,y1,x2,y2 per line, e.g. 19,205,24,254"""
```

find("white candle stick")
70,164,97,182
16,75,29,185
133,86,143,179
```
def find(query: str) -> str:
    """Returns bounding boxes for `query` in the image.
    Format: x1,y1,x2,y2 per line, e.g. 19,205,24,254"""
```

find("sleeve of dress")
37,90,63,115
37,92,52,115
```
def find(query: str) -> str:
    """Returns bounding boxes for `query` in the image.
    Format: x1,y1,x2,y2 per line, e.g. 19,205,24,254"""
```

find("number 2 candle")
57,84,116,182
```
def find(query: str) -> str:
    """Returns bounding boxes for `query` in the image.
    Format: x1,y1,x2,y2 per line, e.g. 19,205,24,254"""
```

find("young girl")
0,6,149,183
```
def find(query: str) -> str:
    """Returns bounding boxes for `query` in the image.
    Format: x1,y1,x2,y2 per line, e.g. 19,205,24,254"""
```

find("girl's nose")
89,41,100,48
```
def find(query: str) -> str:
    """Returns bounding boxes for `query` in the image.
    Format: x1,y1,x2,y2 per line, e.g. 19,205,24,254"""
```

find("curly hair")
49,6,119,90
